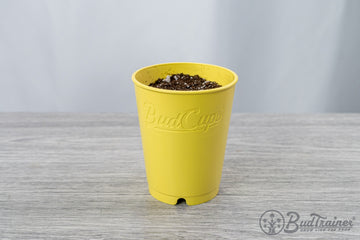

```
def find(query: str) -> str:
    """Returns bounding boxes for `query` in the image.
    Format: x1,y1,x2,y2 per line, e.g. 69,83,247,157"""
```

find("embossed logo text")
143,103,222,133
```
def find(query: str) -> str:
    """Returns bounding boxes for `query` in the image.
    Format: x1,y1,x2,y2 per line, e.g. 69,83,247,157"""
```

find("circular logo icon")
259,210,285,235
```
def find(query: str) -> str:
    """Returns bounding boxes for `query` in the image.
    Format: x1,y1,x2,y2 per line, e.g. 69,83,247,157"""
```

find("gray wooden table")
0,113,359,239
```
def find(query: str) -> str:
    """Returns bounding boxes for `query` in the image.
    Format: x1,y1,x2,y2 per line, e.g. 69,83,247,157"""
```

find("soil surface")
149,73,221,91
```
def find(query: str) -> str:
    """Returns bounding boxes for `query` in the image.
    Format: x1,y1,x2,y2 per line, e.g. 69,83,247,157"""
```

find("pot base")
149,187,219,206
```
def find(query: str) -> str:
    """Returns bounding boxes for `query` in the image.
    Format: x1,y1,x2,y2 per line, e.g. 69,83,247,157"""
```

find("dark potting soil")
149,73,221,91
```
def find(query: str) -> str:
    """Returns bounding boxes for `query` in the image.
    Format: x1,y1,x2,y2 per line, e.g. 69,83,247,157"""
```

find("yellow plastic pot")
132,62,238,205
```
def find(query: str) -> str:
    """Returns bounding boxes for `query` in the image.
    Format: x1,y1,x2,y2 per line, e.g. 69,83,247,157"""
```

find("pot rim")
132,62,238,95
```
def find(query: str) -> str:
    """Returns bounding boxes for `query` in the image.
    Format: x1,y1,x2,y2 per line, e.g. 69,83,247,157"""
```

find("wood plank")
0,113,359,239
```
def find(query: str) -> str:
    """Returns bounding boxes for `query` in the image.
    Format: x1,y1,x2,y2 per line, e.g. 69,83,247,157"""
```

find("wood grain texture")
0,113,359,239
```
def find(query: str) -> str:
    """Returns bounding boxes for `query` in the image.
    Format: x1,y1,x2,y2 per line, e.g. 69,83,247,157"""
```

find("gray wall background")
0,0,359,113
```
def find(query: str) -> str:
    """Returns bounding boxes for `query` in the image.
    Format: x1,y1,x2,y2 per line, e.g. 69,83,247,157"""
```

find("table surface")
0,113,359,239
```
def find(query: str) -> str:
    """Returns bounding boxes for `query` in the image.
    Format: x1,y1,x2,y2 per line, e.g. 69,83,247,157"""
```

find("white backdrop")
1,0,359,112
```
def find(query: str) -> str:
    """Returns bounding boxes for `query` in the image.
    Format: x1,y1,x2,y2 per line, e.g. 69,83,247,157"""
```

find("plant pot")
132,62,238,205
